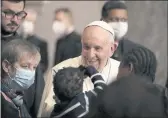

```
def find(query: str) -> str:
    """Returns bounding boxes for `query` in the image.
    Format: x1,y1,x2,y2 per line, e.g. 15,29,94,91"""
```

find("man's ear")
114,41,119,51
109,42,118,57
109,46,114,57
2,60,10,73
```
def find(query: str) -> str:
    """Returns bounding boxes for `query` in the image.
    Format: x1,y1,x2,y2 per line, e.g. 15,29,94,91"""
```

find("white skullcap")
85,21,115,41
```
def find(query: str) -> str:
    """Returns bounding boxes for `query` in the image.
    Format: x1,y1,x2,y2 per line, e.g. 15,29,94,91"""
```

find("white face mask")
22,21,34,35
52,21,67,37
108,22,128,39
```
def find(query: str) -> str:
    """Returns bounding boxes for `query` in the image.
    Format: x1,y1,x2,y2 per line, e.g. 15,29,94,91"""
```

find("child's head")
117,46,157,82
53,67,85,102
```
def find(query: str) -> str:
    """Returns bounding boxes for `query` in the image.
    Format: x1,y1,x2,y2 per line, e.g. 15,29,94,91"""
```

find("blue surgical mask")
12,68,35,89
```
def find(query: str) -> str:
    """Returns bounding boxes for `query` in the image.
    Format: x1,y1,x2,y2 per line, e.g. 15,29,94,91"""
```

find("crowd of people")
1,0,168,118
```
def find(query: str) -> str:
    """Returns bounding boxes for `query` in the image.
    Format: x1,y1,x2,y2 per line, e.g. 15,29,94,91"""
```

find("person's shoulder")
70,31,81,39
109,58,120,67
52,56,82,74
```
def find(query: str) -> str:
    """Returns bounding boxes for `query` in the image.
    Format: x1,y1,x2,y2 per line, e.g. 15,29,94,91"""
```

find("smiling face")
81,26,115,71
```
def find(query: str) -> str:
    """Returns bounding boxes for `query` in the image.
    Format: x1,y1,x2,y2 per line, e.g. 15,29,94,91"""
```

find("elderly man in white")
39,21,120,117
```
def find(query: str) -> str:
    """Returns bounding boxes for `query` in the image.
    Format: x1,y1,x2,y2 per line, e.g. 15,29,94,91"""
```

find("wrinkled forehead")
2,1,24,12
82,26,114,43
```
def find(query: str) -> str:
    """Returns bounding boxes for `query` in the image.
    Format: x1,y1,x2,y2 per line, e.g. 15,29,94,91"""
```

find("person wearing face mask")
20,9,48,73
1,1,45,117
1,39,41,118
101,1,139,61
52,8,82,65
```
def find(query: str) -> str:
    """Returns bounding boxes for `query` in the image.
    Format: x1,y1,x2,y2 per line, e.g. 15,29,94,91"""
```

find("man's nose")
88,48,96,59
11,15,18,23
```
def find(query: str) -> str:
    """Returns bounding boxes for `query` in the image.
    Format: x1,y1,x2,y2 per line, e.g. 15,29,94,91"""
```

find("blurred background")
21,1,167,86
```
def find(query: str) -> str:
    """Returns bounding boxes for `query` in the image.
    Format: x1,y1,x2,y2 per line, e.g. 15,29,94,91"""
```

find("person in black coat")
101,1,139,61
52,8,82,65
1,1,44,117
92,46,168,118
1,39,41,118
97,75,168,118
116,45,168,117
1,33,45,118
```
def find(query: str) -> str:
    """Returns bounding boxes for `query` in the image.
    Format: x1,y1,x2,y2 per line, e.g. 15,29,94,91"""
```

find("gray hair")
2,39,41,65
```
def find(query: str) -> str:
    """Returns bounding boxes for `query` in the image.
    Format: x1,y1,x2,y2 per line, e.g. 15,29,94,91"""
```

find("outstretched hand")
79,65,99,77
84,66,98,77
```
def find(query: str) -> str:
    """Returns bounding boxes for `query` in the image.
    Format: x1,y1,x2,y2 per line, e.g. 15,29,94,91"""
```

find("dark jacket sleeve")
89,73,106,96
54,40,63,65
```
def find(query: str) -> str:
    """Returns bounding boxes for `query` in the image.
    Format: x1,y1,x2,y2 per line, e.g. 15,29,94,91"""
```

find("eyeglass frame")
2,10,27,20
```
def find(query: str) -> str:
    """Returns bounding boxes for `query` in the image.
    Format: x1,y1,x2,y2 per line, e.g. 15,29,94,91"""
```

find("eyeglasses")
2,10,27,20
